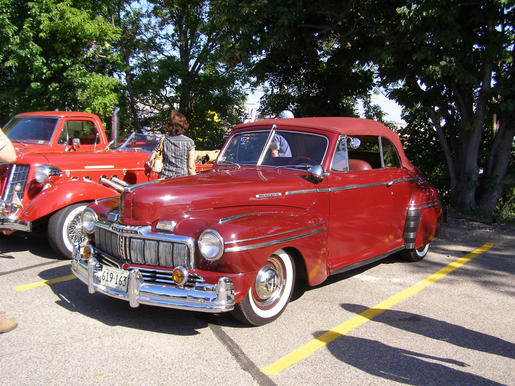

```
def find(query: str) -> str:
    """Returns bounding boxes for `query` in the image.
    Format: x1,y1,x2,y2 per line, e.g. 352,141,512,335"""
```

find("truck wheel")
233,249,295,326
48,203,89,258
402,243,430,262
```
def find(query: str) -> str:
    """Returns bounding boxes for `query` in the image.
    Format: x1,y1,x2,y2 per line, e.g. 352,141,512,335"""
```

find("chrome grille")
2,164,30,202
94,225,192,269
137,267,202,286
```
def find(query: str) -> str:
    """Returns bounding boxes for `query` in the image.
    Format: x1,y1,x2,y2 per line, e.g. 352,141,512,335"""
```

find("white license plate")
100,266,129,292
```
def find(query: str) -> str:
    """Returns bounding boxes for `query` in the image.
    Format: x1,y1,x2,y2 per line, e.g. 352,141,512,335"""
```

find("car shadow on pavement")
0,231,57,260
314,303,514,384
319,333,502,385
341,304,515,359
38,264,212,335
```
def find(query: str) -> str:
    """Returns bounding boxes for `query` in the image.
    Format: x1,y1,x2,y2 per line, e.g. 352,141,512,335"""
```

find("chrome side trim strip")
219,212,261,224
224,223,325,245
286,177,418,196
224,227,326,253
409,199,440,210
330,177,418,193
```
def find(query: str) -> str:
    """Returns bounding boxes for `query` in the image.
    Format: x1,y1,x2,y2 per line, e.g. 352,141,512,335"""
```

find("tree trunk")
477,118,515,215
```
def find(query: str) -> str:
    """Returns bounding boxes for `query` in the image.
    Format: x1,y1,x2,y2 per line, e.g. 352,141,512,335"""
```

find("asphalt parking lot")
1,218,514,385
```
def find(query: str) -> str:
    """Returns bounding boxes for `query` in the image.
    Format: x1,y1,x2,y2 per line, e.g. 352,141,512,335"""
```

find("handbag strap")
157,136,165,153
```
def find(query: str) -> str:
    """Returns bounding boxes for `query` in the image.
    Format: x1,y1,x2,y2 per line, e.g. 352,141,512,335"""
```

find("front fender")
18,179,119,222
186,206,329,287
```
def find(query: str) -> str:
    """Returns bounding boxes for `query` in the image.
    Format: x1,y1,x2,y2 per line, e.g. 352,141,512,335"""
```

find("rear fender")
403,185,443,250
18,179,119,222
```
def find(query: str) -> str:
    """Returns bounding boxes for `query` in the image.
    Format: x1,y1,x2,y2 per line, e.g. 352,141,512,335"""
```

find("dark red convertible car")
72,117,442,325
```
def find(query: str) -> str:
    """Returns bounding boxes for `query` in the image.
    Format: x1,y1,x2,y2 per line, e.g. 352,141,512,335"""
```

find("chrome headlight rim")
198,229,224,261
34,164,61,184
81,208,98,234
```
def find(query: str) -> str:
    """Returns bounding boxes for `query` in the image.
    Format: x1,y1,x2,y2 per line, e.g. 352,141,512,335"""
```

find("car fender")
184,206,329,287
404,183,443,250
18,179,119,222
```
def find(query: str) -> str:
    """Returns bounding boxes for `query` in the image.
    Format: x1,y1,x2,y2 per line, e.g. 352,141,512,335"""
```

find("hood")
12,149,149,172
123,167,321,224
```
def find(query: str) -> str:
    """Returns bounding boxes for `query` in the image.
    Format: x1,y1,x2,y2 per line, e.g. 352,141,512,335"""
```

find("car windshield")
218,129,328,169
117,132,162,153
4,117,58,144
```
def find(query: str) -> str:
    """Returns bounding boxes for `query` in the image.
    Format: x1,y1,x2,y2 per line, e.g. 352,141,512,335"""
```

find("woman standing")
153,109,196,178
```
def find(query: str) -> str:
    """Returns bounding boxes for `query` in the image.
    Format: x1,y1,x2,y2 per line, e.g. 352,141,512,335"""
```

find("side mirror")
308,165,329,181
349,137,361,149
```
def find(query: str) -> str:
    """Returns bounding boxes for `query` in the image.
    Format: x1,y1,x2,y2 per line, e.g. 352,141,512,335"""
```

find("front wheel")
402,243,430,262
48,203,89,259
233,249,295,326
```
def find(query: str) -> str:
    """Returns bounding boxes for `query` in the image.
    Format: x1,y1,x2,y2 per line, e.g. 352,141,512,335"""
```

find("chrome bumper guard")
0,201,31,232
71,246,235,313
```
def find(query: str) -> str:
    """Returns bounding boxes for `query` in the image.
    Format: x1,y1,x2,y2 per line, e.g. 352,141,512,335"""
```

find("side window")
60,120,98,145
381,138,401,168
331,137,349,172
347,136,380,171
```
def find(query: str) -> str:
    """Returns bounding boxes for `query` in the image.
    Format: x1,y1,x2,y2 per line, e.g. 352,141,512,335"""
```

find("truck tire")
48,203,89,258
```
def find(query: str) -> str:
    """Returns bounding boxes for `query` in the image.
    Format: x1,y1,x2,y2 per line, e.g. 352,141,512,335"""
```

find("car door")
57,119,102,151
326,135,410,272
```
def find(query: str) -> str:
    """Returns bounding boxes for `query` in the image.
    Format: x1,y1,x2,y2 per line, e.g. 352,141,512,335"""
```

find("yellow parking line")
13,274,76,291
261,242,494,375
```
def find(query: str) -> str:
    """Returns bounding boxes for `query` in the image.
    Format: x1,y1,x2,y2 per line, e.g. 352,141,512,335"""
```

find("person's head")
166,110,189,135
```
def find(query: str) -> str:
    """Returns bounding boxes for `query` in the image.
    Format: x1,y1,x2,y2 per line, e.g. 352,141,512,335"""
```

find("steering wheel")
289,156,315,165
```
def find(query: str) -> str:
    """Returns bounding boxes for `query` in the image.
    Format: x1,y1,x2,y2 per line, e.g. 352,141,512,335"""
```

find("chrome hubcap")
253,256,285,309
255,265,280,300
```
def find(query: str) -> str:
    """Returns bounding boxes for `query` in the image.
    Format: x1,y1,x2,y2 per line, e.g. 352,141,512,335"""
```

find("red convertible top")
235,117,414,170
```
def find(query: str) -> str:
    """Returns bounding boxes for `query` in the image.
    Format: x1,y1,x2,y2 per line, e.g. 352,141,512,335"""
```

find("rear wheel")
48,203,89,258
233,249,295,326
402,243,430,262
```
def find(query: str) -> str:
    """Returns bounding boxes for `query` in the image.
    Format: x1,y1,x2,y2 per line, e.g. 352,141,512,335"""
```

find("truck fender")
18,179,119,222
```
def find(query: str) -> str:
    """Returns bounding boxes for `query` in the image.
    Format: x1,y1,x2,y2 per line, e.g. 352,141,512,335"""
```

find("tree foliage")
1,0,512,218
0,0,121,124
216,0,380,118
372,0,514,217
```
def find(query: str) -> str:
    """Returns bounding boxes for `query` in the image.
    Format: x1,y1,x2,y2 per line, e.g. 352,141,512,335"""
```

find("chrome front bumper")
71,247,235,313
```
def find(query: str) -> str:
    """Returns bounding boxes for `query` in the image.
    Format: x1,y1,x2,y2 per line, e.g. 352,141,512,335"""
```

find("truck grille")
94,225,192,269
1,164,30,202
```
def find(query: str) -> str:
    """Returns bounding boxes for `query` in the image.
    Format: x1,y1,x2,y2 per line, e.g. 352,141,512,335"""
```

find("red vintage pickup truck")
0,111,160,257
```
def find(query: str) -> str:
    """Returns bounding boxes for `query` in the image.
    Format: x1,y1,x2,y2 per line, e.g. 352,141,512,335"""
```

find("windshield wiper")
216,160,241,169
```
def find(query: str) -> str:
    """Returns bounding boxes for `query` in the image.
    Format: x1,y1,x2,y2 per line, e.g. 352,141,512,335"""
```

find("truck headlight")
35,165,61,184
198,229,224,261
82,208,98,234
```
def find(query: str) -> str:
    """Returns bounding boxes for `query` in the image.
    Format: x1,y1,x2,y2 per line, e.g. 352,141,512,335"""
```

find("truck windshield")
218,130,328,169
118,132,162,153
4,117,58,144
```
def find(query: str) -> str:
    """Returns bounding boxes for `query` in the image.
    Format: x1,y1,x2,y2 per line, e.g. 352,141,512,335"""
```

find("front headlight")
82,208,98,234
34,165,61,184
198,229,224,261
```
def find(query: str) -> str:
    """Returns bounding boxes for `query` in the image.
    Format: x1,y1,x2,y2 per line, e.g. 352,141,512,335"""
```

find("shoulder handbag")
149,136,165,173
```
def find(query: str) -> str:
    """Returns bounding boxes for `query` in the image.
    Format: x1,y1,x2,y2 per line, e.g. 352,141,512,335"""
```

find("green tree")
217,0,378,118
374,0,514,218
0,0,121,124
128,0,247,147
